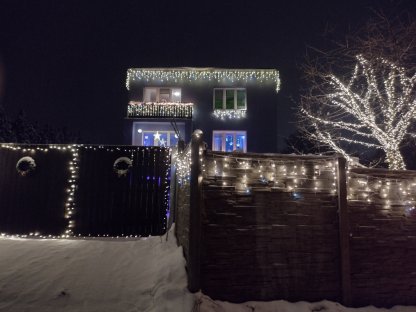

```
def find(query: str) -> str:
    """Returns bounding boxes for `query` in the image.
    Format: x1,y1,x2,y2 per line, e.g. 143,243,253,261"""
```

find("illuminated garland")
213,109,246,119
202,153,339,194
128,101,193,118
301,55,416,170
173,146,191,184
163,149,172,231
347,171,416,214
126,68,280,92
64,145,79,237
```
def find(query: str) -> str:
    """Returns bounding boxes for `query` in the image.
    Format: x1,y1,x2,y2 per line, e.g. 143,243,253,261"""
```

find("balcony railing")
127,101,193,119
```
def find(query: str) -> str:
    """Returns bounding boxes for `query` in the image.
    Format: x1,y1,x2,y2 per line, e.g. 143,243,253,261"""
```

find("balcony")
128,101,193,119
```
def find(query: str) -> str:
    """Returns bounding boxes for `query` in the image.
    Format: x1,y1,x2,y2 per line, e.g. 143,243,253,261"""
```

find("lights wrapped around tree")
126,68,280,92
213,109,247,119
128,101,193,118
301,55,416,170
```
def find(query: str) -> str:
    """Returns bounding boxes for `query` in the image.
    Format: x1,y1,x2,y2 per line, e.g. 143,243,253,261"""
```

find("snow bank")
195,294,416,312
0,229,194,312
196,294,416,312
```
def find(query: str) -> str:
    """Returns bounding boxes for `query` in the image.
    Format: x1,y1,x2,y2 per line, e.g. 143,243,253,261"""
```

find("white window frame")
143,87,182,103
142,130,178,147
213,88,247,110
212,130,247,152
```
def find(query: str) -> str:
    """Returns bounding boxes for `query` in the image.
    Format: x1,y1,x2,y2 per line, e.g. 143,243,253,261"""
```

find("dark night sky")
0,0,414,145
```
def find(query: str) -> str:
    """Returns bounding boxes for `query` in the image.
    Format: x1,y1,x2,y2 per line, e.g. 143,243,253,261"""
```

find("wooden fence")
175,130,416,308
0,144,171,237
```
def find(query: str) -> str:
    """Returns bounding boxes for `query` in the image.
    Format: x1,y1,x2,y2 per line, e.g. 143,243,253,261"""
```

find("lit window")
213,88,247,110
143,87,181,102
212,131,247,152
142,130,179,147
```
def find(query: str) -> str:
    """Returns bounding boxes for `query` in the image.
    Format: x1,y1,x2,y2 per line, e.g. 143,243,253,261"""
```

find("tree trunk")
385,149,406,170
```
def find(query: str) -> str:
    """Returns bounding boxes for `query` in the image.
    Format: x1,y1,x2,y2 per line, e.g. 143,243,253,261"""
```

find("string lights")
301,55,416,170
128,101,193,118
173,145,192,184
201,152,339,195
213,109,247,119
347,169,416,216
126,68,280,92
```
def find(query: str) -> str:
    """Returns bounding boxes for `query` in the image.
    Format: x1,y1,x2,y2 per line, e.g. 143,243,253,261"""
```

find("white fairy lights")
64,145,79,237
301,55,416,170
347,169,416,215
213,109,247,119
128,101,193,118
173,146,192,184
203,152,339,195
126,68,280,92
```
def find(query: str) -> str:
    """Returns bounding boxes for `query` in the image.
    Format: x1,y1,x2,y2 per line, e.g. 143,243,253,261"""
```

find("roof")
126,67,280,92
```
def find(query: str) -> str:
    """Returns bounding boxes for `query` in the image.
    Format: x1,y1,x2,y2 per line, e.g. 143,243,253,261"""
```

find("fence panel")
348,168,416,307
0,145,72,236
0,144,171,237
74,146,171,236
199,151,341,302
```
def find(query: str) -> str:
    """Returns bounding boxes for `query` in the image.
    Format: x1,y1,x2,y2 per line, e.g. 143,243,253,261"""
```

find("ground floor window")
212,131,247,152
142,131,178,147
132,121,185,147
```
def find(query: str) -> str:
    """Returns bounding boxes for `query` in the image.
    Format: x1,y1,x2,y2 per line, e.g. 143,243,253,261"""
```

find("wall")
127,79,280,153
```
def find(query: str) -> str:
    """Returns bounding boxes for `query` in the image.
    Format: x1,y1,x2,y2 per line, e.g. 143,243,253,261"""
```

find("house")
124,68,280,153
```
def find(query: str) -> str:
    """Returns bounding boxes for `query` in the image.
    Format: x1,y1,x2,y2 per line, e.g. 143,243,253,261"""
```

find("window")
142,131,179,147
213,88,246,110
143,87,181,102
212,131,247,152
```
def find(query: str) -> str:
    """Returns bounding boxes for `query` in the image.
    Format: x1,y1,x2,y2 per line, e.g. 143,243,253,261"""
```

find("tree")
0,105,15,142
299,10,416,170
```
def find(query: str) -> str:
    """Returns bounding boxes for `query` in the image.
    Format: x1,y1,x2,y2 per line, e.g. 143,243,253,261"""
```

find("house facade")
124,68,280,153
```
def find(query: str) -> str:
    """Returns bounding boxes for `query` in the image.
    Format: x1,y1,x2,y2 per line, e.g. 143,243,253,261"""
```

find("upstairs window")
144,87,181,103
213,88,247,110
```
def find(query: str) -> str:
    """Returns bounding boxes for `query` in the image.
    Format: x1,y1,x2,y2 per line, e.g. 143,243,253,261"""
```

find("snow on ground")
0,228,194,312
195,294,416,312
0,228,415,312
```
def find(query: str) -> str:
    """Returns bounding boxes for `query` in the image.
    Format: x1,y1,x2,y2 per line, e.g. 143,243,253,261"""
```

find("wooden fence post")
188,130,203,292
337,156,352,306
